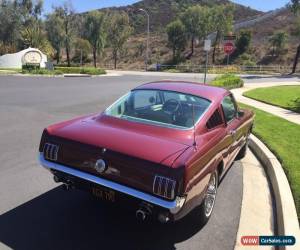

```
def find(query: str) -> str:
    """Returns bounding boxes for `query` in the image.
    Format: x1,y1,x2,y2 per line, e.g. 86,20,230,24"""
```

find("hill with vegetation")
1,0,299,73
100,0,262,34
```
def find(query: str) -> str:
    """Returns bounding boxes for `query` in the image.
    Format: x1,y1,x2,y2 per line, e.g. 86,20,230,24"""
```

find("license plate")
91,186,116,202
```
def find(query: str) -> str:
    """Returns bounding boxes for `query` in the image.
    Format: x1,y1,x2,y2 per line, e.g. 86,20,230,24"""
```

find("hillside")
243,8,299,66
86,1,298,70
101,0,262,34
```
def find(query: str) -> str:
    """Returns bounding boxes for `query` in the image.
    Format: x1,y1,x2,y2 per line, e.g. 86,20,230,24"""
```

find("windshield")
105,90,211,129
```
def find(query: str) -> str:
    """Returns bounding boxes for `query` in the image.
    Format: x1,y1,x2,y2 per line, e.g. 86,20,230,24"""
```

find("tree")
0,1,22,46
181,5,213,57
72,38,91,64
289,0,300,74
269,32,288,56
211,5,234,64
235,30,252,55
45,12,65,64
107,11,132,69
166,20,187,62
21,20,54,57
84,11,106,68
54,2,75,67
16,0,43,25
290,0,300,13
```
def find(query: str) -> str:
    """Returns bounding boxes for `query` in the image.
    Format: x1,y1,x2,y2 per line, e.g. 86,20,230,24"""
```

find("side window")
164,92,187,102
133,90,157,109
206,108,224,129
222,95,237,123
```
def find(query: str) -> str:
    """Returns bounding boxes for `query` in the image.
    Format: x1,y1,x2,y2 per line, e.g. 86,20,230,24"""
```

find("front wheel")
198,171,218,224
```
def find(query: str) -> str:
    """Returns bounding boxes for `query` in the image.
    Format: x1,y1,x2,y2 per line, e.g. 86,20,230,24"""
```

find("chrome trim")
38,153,185,214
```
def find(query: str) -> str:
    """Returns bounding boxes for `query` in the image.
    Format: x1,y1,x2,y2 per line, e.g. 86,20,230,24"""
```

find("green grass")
244,86,300,113
210,74,244,89
0,68,21,74
240,103,300,219
55,67,106,75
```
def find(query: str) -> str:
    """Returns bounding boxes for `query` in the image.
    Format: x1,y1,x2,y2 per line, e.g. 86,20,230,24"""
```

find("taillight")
153,175,176,200
43,143,59,161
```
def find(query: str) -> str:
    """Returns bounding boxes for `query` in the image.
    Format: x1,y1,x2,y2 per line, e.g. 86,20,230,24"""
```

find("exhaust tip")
53,175,61,183
62,183,73,191
158,213,170,223
136,209,147,221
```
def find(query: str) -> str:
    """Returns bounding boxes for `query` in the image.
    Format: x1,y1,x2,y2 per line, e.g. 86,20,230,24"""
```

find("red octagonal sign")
224,42,235,55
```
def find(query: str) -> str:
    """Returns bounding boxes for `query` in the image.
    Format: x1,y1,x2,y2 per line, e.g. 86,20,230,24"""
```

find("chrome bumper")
38,153,185,214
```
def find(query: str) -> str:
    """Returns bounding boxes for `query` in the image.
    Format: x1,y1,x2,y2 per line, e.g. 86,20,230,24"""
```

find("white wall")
0,48,47,69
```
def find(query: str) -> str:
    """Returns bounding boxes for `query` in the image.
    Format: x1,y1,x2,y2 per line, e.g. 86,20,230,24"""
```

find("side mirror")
237,110,245,118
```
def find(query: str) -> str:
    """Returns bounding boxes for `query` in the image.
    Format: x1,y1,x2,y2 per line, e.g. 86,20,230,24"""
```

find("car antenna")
192,103,197,148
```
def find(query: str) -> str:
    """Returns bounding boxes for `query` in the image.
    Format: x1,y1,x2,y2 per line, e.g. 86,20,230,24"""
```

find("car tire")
235,137,249,160
198,171,218,224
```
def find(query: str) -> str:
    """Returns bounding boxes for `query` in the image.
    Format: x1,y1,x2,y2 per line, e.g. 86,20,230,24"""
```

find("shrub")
210,74,244,89
22,64,40,71
55,67,106,75
22,68,61,75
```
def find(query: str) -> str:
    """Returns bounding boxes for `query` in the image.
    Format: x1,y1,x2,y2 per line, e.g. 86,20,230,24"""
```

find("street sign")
223,35,236,41
224,42,235,55
204,39,211,52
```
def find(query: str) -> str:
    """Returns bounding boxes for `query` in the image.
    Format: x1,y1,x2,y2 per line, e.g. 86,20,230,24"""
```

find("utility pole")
139,8,150,71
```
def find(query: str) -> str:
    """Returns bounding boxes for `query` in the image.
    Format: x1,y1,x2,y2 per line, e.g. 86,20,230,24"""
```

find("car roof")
134,81,229,102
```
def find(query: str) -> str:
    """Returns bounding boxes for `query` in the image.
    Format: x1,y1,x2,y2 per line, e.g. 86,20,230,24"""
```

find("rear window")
105,90,211,129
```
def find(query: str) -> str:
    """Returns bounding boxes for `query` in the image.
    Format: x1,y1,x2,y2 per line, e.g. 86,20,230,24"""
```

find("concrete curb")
248,134,300,249
63,74,91,77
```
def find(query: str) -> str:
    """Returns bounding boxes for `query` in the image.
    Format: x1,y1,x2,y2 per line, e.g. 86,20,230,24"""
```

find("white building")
0,48,47,69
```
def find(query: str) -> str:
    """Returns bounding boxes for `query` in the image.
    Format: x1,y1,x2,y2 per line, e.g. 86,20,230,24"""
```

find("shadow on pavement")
0,187,206,250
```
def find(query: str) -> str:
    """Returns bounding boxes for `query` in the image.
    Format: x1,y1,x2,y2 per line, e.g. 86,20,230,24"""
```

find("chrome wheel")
204,173,217,217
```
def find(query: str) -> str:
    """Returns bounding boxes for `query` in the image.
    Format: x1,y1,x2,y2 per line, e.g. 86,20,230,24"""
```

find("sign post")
203,39,211,84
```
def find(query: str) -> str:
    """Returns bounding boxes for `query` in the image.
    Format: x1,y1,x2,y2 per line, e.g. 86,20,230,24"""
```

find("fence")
150,64,294,74
103,63,298,74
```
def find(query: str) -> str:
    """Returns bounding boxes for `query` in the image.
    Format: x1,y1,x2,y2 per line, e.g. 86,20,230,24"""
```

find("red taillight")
153,175,176,200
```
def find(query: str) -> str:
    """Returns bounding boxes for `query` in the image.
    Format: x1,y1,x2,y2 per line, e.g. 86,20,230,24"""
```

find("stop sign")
224,42,235,55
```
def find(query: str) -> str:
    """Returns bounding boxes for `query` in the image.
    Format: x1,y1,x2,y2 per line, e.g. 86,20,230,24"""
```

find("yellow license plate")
91,187,115,202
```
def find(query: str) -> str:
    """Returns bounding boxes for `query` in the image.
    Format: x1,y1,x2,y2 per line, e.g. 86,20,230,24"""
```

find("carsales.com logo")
241,236,296,246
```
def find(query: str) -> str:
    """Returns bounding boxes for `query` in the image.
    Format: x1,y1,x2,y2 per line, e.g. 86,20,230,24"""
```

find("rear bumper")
38,153,185,214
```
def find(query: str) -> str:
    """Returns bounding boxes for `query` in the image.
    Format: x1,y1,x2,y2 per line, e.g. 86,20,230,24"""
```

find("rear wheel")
199,171,218,223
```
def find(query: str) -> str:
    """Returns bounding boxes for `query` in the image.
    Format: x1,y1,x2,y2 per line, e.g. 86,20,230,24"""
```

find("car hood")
46,114,191,167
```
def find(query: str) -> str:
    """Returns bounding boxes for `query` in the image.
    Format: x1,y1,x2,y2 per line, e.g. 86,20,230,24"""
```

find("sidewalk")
231,82,300,125
235,150,274,250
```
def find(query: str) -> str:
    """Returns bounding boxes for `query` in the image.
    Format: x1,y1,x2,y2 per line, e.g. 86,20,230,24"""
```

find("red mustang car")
39,81,254,223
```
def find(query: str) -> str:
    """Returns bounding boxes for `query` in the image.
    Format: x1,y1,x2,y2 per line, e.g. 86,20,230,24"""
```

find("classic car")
39,81,254,223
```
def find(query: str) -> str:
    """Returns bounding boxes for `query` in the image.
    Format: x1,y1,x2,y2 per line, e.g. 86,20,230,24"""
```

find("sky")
43,0,290,14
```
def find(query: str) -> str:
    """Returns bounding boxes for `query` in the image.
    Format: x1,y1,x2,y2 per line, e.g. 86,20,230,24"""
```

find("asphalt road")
0,75,244,250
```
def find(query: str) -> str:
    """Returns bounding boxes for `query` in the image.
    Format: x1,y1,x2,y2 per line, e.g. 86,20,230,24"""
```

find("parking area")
0,75,252,250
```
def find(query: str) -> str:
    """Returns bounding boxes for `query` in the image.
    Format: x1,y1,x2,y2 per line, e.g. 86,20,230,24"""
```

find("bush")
55,67,106,75
22,64,40,71
208,66,242,74
210,74,244,89
22,68,61,75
